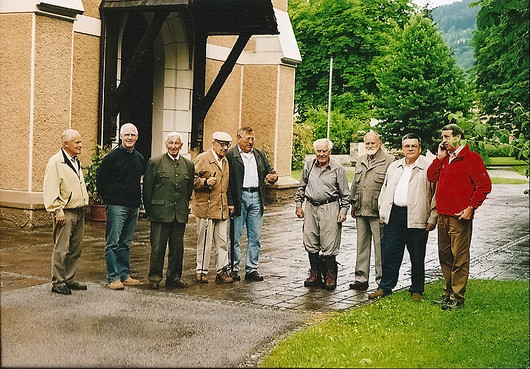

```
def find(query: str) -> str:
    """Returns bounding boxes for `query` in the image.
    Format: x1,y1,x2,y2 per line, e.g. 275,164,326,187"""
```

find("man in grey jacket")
369,133,437,301
143,132,194,290
348,131,395,291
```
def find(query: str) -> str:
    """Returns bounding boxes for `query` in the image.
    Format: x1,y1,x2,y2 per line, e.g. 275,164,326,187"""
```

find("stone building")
0,0,301,227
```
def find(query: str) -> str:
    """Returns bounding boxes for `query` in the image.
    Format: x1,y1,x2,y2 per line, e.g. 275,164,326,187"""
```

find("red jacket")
427,145,491,217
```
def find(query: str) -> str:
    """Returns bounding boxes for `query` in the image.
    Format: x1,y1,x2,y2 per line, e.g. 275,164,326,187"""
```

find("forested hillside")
432,0,479,73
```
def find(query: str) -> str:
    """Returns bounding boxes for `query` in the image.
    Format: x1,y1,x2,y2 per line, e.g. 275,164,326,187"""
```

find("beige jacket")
378,155,437,228
43,150,89,217
191,149,230,220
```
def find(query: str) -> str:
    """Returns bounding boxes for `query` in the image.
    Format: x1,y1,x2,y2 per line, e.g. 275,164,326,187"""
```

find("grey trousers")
354,216,383,284
302,201,342,256
51,208,85,286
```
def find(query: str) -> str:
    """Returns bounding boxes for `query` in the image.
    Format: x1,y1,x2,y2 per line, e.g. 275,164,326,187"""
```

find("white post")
327,57,333,139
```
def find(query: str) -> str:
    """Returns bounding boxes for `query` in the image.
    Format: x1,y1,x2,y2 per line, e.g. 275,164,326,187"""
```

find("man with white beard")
348,131,395,291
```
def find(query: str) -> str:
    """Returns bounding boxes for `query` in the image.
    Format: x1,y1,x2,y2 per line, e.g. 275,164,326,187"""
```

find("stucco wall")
204,59,242,144
32,15,74,192
0,13,33,191
71,31,101,165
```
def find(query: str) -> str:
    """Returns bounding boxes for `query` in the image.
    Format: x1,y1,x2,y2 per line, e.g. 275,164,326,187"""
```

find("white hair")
120,123,138,135
165,132,182,142
313,138,333,151
61,129,80,143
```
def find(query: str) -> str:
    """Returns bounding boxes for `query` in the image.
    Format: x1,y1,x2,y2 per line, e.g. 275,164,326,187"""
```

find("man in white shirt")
226,127,278,282
369,133,437,301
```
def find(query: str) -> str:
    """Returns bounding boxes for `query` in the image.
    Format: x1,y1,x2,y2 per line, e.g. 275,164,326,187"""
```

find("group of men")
43,122,491,310
295,125,491,310
43,124,277,295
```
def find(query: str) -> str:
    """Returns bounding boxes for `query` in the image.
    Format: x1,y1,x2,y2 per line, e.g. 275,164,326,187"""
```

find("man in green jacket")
143,132,194,289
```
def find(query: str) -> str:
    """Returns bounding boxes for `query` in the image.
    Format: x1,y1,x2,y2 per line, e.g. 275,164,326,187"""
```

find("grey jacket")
349,149,395,217
378,155,437,228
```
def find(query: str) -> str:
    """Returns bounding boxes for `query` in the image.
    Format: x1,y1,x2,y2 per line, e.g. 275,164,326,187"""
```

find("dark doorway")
119,13,153,162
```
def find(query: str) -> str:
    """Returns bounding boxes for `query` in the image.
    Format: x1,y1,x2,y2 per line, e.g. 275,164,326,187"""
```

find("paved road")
1,179,528,367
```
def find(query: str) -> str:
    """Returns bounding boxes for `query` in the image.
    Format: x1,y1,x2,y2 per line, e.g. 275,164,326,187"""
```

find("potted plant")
84,144,111,221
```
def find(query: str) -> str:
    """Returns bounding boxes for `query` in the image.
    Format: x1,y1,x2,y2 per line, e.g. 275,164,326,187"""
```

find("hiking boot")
148,281,160,289
323,270,337,290
431,295,451,305
442,299,464,311
304,268,321,287
411,292,423,301
216,269,234,283
230,271,241,281
368,288,390,300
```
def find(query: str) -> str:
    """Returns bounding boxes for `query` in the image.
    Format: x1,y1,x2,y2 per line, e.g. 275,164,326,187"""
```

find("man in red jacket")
427,124,492,310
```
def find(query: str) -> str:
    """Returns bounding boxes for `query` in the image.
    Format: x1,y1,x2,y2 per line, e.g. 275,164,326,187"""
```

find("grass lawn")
260,279,529,368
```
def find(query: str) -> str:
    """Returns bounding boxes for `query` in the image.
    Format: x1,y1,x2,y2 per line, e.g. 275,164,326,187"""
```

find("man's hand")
437,142,448,160
350,207,356,217
55,214,66,227
228,206,235,214
337,213,346,223
295,207,304,219
426,222,436,231
456,206,474,220
265,171,278,184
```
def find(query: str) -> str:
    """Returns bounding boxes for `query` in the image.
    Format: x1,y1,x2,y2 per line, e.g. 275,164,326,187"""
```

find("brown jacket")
191,149,230,220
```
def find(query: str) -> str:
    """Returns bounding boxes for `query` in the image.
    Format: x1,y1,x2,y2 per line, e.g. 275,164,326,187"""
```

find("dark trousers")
379,205,428,294
149,221,186,283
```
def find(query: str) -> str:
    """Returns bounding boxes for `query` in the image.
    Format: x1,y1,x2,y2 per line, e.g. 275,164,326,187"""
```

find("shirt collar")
167,152,180,161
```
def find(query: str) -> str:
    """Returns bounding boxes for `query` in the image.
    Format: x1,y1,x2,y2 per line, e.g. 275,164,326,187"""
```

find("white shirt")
393,162,414,207
239,147,259,188
167,152,180,161
449,145,464,163
62,149,80,177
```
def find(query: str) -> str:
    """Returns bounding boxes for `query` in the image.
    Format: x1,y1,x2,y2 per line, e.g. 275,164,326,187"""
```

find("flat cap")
212,131,232,142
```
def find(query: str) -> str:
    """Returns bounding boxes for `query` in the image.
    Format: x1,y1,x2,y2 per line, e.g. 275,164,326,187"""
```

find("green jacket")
143,153,194,223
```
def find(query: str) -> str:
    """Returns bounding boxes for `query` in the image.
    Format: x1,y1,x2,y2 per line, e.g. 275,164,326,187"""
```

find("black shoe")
442,299,464,311
66,282,87,290
349,281,369,291
51,284,72,295
431,295,451,305
149,281,160,289
166,279,188,289
230,271,241,281
245,271,264,282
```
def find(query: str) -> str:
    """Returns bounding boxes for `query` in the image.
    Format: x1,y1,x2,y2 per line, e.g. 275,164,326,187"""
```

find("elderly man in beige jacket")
192,131,233,284
369,133,437,301
43,129,89,295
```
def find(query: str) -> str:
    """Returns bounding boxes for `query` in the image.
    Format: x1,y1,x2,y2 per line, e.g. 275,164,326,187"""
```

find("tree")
372,14,472,150
288,0,414,122
471,0,529,139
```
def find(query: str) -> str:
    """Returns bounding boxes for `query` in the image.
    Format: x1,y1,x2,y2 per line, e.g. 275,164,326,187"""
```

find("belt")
242,187,259,193
306,197,337,206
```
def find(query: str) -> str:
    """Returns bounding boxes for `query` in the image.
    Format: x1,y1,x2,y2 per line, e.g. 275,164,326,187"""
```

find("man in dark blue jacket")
226,127,278,282
97,123,145,290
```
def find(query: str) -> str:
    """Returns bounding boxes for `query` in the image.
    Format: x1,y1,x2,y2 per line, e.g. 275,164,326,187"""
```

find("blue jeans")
230,191,263,274
379,205,428,294
105,205,139,283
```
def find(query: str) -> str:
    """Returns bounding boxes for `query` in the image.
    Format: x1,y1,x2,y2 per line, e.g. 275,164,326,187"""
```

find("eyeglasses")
402,144,420,149
215,141,231,148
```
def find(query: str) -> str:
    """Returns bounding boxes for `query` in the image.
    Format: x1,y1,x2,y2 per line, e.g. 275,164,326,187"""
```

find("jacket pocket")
151,199,165,205
374,172,386,184
158,172,169,179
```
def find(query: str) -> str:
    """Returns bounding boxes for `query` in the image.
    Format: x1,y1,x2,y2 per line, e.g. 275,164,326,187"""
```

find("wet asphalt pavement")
1,172,528,367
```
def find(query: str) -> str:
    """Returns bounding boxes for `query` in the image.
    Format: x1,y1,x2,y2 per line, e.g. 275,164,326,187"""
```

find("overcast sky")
414,0,461,9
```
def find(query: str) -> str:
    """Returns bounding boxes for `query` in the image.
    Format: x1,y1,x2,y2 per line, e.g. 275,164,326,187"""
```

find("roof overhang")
100,0,279,36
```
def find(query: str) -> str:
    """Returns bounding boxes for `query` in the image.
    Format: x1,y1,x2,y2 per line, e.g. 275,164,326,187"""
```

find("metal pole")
327,57,333,139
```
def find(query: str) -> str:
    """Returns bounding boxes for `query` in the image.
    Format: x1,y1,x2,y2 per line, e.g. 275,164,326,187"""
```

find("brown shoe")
109,280,125,290
304,268,321,287
368,288,389,300
412,292,423,301
166,279,188,289
216,270,234,283
323,270,336,290
197,273,208,284
349,281,369,291
122,277,140,286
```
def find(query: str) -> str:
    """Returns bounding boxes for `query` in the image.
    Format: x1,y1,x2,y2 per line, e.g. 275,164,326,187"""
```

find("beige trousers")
302,201,342,256
195,217,229,274
51,208,85,285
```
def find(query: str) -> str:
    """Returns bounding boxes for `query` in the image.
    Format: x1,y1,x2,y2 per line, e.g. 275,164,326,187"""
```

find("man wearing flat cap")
191,131,233,284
